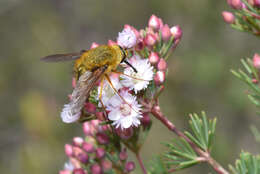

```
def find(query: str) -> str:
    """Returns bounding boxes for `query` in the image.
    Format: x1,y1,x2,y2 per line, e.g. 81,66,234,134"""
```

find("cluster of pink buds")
59,120,135,174
222,0,260,35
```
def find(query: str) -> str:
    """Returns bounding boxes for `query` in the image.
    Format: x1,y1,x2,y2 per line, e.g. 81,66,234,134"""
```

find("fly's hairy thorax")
74,45,123,79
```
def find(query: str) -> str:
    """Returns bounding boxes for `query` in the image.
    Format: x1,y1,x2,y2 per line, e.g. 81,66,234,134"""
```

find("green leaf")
185,111,217,152
229,152,260,174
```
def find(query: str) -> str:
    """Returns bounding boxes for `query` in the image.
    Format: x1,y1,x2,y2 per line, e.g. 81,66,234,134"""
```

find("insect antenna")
123,60,138,73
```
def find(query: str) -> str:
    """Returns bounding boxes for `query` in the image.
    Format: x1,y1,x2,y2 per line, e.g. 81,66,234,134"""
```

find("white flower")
106,91,142,129
97,74,122,107
121,55,154,93
117,28,137,48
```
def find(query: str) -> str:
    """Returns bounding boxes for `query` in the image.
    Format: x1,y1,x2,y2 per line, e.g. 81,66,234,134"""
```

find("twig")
150,103,229,174
135,152,148,174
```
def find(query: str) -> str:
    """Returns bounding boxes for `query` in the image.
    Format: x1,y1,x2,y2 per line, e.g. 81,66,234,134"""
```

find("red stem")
150,104,229,174
135,152,148,174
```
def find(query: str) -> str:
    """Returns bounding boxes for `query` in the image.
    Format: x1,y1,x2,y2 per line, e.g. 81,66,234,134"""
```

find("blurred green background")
1,0,260,173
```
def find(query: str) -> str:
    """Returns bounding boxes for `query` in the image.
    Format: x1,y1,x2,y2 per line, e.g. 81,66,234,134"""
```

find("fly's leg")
98,76,107,118
112,71,148,82
105,74,140,114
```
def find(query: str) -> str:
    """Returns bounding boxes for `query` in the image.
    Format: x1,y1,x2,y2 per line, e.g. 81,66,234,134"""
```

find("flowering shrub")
56,10,260,174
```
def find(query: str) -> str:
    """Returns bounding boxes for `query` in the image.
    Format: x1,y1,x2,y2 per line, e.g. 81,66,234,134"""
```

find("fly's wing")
40,53,81,62
60,66,106,123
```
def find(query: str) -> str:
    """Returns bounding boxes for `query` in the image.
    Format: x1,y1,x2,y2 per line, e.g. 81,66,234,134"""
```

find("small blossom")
149,52,160,65
65,144,73,157
157,58,167,71
121,55,154,93
116,127,134,139
154,71,165,85
73,168,86,174
96,132,110,145
170,25,182,40
124,24,140,38
85,102,96,114
222,11,235,24
91,164,102,174
82,142,95,153
97,74,122,107
73,137,84,147
148,14,161,31
119,148,128,161
231,0,242,9
141,112,151,127
161,24,172,41
254,0,260,7
101,160,112,171
59,170,71,174
95,148,105,159
106,91,142,129
253,53,260,69
125,161,135,172
144,33,157,46
117,28,137,48
64,161,75,171
107,39,117,46
90,42,99,49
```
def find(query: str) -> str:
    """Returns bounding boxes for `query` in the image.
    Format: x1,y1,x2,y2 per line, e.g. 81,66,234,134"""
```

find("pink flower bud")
254,0,260,7
154,71,165,86
59,170,71,174
85,102,96,114
82,142,95,153
96,112,105,121
158,18,164,29
141,112,151,127
119,148,128,161
73,168,86,174
252,78,259,84
124,24,139,38
83,122,92,136
253,53,260,69
96,148,105,159
148,15,160,31
227,0,232,5
149,52,160,65
144,33,157,47
107,40,117,46
70,158,81,169
90,42,99,49
116,127,133,140
101,160,112,171
72,77,76,88
231,0,242,9
170,25,182,40
222,11,235,24
77,153,89,163
73,137,84,147
91,164,102,174
125,161,135,172
157,58,167,71
96,132,109,145
65,144,73,157
161,24,172,42
73,146,84,156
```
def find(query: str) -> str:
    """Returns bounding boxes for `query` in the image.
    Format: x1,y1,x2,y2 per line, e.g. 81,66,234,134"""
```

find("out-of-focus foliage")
229,152,260,174
1,0,260,174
